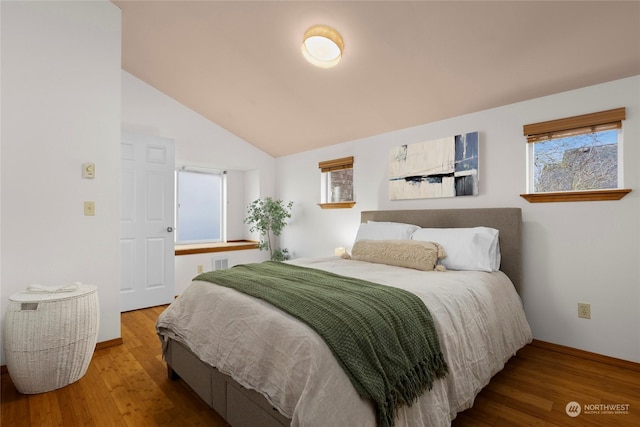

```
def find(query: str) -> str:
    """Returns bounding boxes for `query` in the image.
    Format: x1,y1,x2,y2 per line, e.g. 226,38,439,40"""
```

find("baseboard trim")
531,339,640,373
1,337,123,375
95,337,123,351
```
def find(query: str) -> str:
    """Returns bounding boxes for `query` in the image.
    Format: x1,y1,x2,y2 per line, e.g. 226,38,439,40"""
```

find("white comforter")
156,257,532,427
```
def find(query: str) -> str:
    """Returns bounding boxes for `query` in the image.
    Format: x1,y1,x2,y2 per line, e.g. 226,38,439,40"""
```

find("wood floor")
2,305,639,426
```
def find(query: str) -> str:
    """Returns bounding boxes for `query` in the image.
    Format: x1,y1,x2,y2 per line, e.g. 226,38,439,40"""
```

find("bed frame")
164,208,522,427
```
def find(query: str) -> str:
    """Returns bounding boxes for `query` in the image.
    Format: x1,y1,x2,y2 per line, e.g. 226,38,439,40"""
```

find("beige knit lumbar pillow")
347,239,447,271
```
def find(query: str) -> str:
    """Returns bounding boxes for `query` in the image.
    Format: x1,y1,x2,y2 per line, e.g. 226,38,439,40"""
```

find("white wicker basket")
4,284,99,394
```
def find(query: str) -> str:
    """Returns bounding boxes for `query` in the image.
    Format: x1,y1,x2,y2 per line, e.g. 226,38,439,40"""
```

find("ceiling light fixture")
302,25,344,68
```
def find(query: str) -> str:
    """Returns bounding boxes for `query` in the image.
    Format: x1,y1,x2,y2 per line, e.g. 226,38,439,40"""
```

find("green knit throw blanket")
194,261,448,427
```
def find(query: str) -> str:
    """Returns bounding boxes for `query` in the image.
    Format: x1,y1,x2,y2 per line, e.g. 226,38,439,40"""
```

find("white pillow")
354,221,420,242
411,227,501,272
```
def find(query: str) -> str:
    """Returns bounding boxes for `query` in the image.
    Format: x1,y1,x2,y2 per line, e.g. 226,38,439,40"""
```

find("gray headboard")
361,208,522,293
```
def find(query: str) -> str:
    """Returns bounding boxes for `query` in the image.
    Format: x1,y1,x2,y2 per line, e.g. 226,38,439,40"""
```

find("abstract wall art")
388,131,479,200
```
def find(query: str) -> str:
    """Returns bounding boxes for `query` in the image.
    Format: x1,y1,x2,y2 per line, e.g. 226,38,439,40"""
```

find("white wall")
0,1,122,364
276,76,640,363
121,71,274,290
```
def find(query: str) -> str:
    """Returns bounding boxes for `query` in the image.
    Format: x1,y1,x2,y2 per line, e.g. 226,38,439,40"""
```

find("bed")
157,208,532,427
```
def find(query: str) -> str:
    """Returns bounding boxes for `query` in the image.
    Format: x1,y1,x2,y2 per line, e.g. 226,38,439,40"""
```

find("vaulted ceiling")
113,1,640,158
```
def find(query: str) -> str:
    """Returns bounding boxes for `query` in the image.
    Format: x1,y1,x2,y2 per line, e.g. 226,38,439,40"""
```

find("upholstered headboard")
361,208,522,293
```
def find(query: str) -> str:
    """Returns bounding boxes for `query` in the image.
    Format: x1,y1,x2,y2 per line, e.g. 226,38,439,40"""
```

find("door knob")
167,227,174,232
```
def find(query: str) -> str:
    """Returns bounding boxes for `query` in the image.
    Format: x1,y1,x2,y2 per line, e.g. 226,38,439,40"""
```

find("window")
318,156,355,209
522,108,631,202
176,167,225,243
532,128,618,192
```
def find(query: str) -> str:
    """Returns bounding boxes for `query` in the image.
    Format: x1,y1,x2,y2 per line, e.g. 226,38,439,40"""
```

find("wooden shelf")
318,201,356,209
520,189,631,203
175,240,259,256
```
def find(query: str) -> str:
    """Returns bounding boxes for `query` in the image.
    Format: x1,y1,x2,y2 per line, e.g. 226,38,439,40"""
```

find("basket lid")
9,283,97,302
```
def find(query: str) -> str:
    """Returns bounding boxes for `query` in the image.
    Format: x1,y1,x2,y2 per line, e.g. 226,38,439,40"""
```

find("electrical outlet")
578,303,591,319
197,264,203,274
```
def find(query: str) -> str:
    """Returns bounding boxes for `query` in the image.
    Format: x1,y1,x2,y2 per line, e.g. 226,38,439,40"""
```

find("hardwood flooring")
1,306,225,427
2,305,639,426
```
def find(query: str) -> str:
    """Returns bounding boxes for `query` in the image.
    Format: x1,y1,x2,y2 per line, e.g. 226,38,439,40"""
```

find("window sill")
520,188,631,203
175,240,259,256
318,201,356,209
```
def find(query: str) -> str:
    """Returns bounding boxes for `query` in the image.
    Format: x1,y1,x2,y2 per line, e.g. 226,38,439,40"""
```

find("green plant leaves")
244,197,293,260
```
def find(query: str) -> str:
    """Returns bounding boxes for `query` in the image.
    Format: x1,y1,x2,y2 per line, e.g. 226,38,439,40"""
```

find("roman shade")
523,107,625,143
319,156,354,172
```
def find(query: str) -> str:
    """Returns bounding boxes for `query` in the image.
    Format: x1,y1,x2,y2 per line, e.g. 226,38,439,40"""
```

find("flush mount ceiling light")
302,25,344,68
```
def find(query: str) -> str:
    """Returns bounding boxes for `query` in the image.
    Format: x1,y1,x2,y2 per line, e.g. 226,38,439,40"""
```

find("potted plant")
244,197,294,261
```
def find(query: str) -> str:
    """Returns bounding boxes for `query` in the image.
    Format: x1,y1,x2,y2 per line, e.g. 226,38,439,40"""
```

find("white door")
120,132,175,312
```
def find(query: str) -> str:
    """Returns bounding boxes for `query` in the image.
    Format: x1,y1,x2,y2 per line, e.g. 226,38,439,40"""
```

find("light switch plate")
84,201,95,216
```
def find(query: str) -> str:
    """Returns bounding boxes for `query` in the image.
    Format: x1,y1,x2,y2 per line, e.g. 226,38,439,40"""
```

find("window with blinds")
523,108,626,197
318,156,355,208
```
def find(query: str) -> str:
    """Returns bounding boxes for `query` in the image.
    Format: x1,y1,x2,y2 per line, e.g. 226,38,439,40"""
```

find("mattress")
156,256,532,426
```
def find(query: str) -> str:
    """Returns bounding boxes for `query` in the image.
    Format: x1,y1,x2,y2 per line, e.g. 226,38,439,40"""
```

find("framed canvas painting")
389,132,479,200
